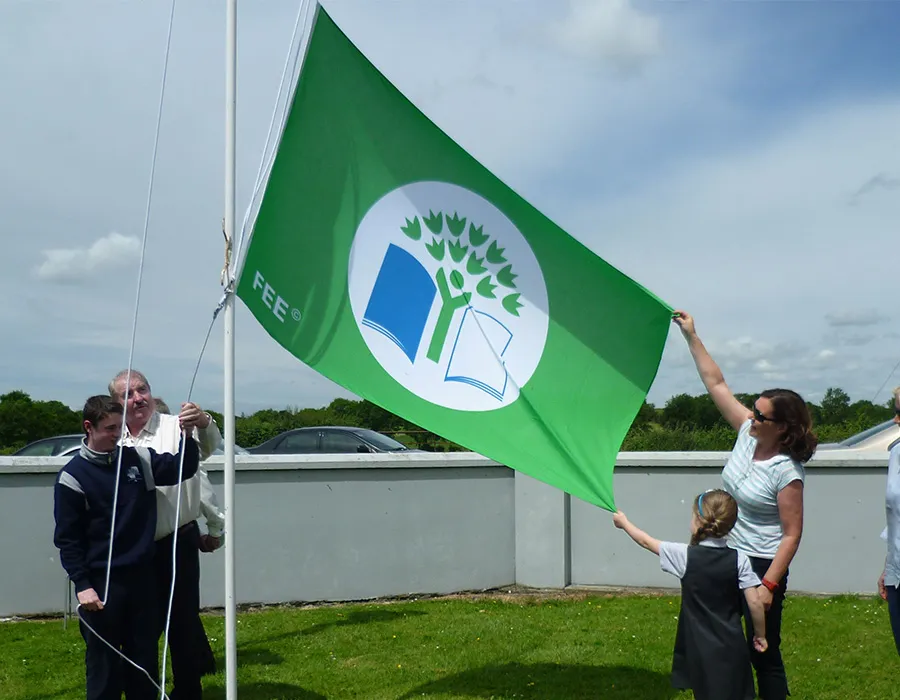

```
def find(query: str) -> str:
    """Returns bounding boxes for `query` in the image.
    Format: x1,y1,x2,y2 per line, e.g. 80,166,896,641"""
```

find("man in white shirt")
878,387,900,655
110,369,224,700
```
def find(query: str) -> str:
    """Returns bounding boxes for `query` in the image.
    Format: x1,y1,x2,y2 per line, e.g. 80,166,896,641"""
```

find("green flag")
236,4,671,510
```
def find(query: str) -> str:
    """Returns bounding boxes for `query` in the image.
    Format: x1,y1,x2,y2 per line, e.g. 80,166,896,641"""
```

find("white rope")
77,609,172,699
83,1,179,698
233,0,314,272
158,451,185,700
80,305,222,700
81,0,311,695
872,356,900,403
106,16,177,602
234,0,308,264
107,0,178,610
159,307,221,698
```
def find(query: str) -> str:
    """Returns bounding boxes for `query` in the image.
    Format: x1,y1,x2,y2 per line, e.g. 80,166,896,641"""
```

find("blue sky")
1,0,898,416
700,2,900,121
543,1,900,206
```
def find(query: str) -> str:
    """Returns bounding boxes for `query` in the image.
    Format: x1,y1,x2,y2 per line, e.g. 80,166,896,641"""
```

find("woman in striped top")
673,310,818,700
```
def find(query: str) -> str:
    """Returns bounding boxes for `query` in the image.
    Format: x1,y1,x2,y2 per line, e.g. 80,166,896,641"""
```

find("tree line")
1,387,894,455
621,388,895,451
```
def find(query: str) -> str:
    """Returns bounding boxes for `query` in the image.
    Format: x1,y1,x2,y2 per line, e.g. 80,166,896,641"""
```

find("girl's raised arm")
613,511,661,555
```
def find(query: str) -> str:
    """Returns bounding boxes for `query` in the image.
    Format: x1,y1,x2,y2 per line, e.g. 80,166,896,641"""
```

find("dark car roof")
249,426,414,453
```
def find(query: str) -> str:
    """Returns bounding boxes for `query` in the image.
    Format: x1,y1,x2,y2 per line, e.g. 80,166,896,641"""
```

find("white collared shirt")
882,439,900,586
120,411,225,540
659,537,760,589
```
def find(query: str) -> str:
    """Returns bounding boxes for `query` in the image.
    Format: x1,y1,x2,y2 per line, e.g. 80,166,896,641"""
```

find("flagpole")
224,0,238,697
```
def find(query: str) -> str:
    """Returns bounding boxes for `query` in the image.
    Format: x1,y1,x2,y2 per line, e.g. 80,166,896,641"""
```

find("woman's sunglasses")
752,405,779,423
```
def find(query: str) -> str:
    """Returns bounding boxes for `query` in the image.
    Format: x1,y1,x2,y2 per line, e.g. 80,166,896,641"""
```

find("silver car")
817,419,900,454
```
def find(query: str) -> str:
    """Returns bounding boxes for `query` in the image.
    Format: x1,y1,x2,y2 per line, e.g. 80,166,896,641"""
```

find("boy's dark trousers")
743,556,790,700
155,521,216,700
79,563,160,700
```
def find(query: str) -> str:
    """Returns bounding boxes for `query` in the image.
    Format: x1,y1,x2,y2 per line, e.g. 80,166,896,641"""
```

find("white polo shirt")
882,439,900,586
120,411,225,541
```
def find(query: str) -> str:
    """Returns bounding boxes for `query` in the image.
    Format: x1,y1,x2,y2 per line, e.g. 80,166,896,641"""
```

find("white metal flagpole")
224,0,238,697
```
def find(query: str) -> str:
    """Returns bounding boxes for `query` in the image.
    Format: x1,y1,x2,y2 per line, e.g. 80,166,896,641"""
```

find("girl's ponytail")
690,490,738,545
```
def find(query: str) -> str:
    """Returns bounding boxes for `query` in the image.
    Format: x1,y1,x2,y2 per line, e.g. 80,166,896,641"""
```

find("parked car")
817,419,900,454
13,434,83,457
51,442,248,459
248,426,414,455
212,444,250,456
13,433,248,458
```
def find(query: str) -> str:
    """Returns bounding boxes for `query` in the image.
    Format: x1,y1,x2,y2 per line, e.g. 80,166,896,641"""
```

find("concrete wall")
196,455,514,607
571,452,889,595
0,450,890,617
0,453,515,618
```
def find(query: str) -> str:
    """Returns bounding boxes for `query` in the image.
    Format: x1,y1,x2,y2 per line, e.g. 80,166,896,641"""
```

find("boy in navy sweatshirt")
54,395,200,700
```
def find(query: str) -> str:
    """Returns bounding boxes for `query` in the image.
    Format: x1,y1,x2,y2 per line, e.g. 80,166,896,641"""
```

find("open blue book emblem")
362,244,436,362
362,243,512,400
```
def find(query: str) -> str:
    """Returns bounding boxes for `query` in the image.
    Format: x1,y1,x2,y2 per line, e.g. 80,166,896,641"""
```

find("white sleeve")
775,460,805,490
194,417,222,461
659,542,688,579
198,468,225,537
734,419,753,447
737,551,761,589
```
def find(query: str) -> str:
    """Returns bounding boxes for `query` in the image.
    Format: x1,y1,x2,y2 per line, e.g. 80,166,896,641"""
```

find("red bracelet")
761,578,779,592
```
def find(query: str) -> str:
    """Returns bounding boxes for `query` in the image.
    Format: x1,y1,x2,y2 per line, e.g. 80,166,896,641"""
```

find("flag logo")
348,181,549,412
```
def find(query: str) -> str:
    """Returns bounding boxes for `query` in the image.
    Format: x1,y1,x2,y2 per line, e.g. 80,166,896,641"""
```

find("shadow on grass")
301,607,427,637
399,662,678,699
212,646,284,670
242,608,427,645
204,681,327,700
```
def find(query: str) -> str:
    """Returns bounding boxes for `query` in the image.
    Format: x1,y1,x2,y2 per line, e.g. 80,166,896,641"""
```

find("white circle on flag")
348,181,549,412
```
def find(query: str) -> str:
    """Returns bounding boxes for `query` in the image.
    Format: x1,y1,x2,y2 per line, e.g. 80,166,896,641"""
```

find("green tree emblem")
401,210,523,363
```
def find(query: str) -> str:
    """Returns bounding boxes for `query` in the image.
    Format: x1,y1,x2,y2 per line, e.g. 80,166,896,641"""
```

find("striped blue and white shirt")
722,420,805,559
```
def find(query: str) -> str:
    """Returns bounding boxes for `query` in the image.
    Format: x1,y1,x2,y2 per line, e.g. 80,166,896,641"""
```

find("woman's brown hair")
760,388,818,463
690,489,738,545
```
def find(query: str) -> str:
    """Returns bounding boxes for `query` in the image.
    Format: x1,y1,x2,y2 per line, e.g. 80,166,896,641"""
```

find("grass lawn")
0,590,897,699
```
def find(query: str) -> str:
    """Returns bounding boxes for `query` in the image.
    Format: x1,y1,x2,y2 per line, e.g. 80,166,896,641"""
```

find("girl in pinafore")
613,489,767,700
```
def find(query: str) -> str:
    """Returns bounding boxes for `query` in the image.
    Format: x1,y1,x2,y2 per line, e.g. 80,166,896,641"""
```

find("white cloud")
750,358,788,382
708,337,798,371
550,0,660,73
34,232,141,284
754,359,776,372
817,349,836,360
